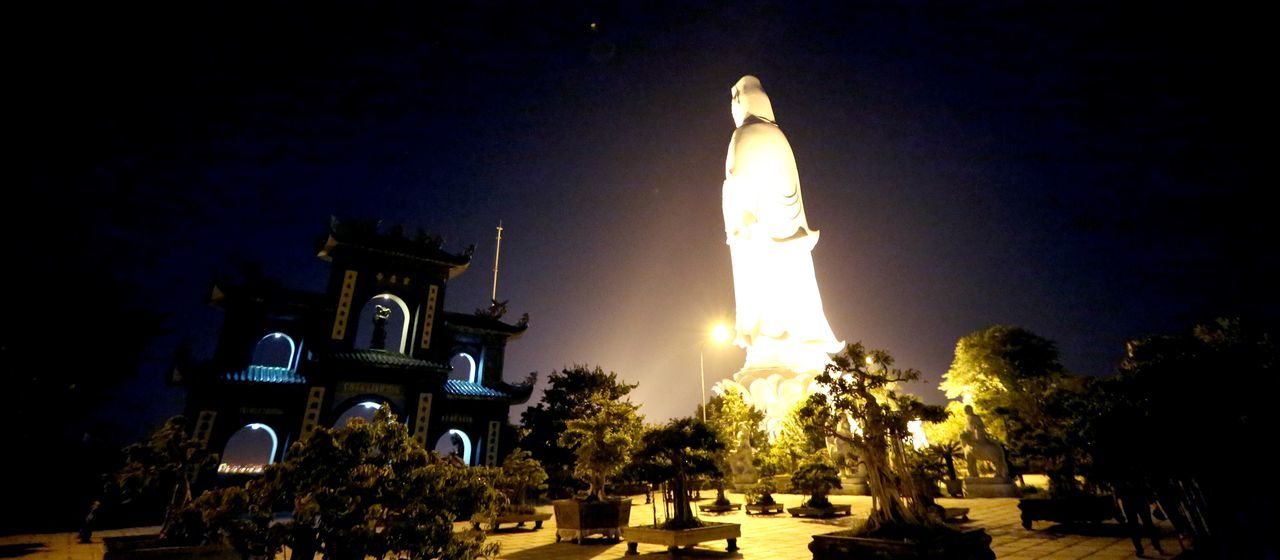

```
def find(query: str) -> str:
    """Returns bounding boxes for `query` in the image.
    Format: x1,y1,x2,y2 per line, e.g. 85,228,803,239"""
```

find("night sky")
13,2,1273,433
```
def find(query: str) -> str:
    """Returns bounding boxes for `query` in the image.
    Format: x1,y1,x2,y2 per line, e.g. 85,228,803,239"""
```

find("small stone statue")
728,428,759,483
370,304,392,350
960,405,1009,479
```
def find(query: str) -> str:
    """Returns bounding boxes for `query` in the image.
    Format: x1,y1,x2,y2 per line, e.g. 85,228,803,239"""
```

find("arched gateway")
180,218,536,470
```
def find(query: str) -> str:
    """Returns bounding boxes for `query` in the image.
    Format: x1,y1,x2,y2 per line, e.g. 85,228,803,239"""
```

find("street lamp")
700,324,734,422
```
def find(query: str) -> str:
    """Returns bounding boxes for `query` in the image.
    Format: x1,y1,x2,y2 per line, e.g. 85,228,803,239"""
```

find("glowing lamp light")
359,401,381,410
710,324,733,345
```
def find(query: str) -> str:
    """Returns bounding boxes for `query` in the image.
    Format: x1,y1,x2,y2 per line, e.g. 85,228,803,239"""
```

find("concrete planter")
697,502,741,514
788,504,852,518
103,536,242,560
809,527,994,560
473,511,552,531
745,502,785,515
1017,496,1117,530
552,498,632,543
622,521,741,555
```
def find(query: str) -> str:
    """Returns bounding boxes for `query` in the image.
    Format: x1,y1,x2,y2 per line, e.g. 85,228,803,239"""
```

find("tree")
106,416,219,538
497,448,547,514
995,374,1092,495
937,325,1067,443
1,272,165,532
700,386,767,478
789,461,842,508
519,365,637,495
559,394,643,501
799,343,948,533
757,404,825,476
251,405,501,560
632,418,725,529
1081,319,1279,557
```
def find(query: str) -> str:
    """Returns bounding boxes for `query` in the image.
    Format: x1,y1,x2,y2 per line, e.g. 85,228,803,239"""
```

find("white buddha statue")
715,75,843,437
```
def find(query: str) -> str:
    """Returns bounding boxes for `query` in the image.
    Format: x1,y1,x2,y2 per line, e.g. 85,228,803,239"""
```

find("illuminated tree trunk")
669,472,696,527
857,383,931,532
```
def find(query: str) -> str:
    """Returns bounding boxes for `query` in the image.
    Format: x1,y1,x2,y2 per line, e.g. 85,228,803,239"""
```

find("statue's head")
730,75,775,127
964,405,975,415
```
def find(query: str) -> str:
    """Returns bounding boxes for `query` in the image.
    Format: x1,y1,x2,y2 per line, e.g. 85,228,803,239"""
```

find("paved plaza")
0,492,1183,559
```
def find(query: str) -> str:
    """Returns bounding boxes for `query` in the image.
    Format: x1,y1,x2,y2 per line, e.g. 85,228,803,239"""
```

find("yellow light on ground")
710,324,733,345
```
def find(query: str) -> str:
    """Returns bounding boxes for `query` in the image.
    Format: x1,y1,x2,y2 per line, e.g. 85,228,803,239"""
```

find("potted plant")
800,343,995,559
622,417,740,555
787,461,850,518
744,482,784,515
553,394,643,543
472,448,552,531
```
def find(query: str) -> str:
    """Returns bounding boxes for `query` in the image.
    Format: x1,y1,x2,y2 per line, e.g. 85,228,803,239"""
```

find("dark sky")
13,2,1273,430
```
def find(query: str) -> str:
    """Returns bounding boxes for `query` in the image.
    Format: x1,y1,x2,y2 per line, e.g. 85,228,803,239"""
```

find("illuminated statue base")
713,364,825,441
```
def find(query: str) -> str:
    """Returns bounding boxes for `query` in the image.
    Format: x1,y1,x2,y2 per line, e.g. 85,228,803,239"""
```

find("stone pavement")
0,492,1184,559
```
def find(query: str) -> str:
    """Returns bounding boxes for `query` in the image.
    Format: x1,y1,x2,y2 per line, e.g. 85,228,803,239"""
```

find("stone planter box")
962,477,1018,498
1017,496,1117,530
745,502,785,515
809,527,994,560
103,535,242,560
789,504,852,518
943,507,970,522
472,511,552,531
553,497,632,543
622,521,740,555
697,502,741,514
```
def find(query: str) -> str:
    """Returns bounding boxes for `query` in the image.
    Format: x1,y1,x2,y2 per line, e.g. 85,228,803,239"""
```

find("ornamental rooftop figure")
715,75,843,438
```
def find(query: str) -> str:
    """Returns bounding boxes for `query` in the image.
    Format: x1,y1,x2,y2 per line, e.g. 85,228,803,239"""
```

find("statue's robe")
723,115,841,373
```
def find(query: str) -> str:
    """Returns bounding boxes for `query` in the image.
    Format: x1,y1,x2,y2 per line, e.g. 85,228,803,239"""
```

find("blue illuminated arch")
252,333,295,370
434,429,474,465
220,423,279,474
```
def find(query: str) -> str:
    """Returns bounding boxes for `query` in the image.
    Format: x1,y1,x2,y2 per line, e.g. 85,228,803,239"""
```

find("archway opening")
334,401,384,427
449,353,477,383
433,429,473,465
220,423,278,474
252,333,295,369
355,294,410,353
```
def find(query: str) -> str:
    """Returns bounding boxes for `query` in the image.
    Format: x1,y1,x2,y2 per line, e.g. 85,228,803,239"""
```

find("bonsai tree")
106,416,218,539
497,448,547,514
164,483,272,557
251,405,502,560
745,481,777,506
558,394,643,501
520,365,637,496
799,343,951,534
789,461,842,509
632,417,725,529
